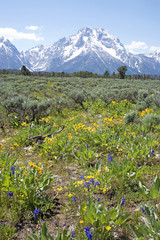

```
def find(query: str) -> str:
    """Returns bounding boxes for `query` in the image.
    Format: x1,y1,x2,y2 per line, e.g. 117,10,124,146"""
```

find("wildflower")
149,150,154,156
121,198,125,206
80,220,84,224
11,166,15,175
94,181,100,187
84,181,90,191
57,186,63,192
72,196,76,202
21,122,27,127
85,227,91,236
14,143,19,147
80,175,85,180
53,136,57,142
142,207,146,215
10,147,14,150
8,192,13,197
54,221,59,226
108,153,113,163
33,208,40,218
87,232,93,239
97,198,101,202
83,206,87,212
142,132,145,137
68,193,73,197
87,143,89,149
90,178,94,184
85,227,93,240
71,232,76,239
0,143,4,148
63,224,66,227
106,226,111,231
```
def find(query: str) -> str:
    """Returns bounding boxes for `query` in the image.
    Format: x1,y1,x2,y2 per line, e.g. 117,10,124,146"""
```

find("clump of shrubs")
124,111,138,124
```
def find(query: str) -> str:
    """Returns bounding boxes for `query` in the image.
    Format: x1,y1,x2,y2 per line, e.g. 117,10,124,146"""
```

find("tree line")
0,65,159,80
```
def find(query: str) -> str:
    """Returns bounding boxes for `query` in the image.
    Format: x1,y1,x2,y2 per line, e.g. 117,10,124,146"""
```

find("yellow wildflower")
0,143,4,148
21,122,27,127
53,137,57,142
57,186,63,192
80,220,84,224
106,226,111,231
14,143,19,147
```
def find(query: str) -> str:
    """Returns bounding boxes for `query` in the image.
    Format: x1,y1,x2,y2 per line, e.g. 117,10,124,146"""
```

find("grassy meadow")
0,74,160,239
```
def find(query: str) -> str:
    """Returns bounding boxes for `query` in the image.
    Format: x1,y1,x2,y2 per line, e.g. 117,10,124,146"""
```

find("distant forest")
0,65,160,80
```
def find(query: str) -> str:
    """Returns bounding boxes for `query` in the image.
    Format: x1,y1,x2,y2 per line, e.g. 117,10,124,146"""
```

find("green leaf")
130,224,144,239
115,213,131,225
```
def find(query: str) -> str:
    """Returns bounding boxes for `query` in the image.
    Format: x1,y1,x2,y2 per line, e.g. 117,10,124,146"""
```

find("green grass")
0,75,160,239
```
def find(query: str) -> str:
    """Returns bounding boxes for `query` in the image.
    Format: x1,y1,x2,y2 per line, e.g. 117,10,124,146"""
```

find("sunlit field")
0,74,160,239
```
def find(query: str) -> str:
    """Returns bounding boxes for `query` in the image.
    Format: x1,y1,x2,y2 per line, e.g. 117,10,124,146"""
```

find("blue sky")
0,0,160,53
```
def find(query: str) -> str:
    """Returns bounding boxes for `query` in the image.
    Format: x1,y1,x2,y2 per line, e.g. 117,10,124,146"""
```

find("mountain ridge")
0,27,160,74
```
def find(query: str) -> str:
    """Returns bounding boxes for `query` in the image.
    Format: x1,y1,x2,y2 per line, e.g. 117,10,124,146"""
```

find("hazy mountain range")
1,27,160,75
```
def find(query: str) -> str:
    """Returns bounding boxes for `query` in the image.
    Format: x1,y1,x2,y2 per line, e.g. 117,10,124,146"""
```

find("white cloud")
150,46,160,52
0,27,43,41
125,41,148,54
25,25,40,31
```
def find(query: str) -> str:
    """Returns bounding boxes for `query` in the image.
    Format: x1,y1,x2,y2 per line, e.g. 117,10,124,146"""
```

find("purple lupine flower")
10,166,15,175
54,221,59,226
142,207,147,215
121,198,125,206
87,232,93,240
8,191,13,197
85,227,91,236
80,175,85,180
94,181,100,187
142,132,145,137
84,181,90,192
72,196,76,202
87,143,89,149
71,232,76,239
33,208,40,218
85,227,93,240
90,178,94,184
108,153,113,163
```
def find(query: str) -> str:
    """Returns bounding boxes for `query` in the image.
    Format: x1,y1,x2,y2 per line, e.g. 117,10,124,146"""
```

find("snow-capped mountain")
1,27,160,74
0,37,22,69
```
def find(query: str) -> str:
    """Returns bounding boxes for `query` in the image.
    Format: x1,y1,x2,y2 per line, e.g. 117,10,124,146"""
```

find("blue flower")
85,227,93,239
85,226,91,236
72,196,76,202
149,150,154,156
94,181,100,187
33,208,40,218
84,182,90,192
87,143,89,149
142,207,146,215
8,191,13,197
54,221,59,226
10,166,15,175
87,232,93,240
108,153,113,163
142,132,145,137
90,178,94,184
80,175,85,180
97,198,101,202
121,198,125,206
70,232,76,239
63,223,66,227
